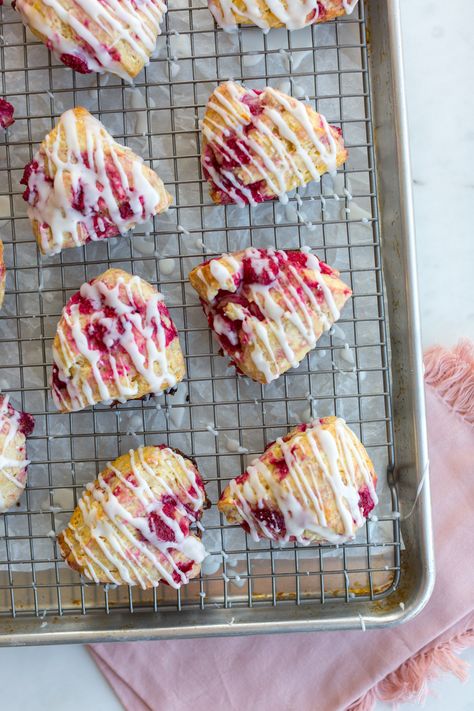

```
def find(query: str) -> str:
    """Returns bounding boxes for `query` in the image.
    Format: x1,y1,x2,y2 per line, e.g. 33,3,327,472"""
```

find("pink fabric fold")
90,341,474,711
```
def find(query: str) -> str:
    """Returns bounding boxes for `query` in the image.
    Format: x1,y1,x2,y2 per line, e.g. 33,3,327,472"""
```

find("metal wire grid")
0,0,400,624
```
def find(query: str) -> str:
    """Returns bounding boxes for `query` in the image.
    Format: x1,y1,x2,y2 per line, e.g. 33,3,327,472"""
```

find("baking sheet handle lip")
383,0,435,620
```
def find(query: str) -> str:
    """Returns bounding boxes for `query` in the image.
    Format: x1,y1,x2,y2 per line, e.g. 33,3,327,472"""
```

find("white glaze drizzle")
228,418,377,544
61,446,207,589
15,0,166,80
210,0,359,32
342,0,359,14
52,271,180,411
201,253,241,300
202,82,340,206
198,248,345,384
0,396,30,513
25,109,167,256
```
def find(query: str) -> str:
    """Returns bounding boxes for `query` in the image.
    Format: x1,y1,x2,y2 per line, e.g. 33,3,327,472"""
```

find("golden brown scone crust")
22,108,172,256
14,0,167,79
58,446,207,588
209,0,354,30
201,82,348,205
0,396,35,514
51,268,185,413
0,239,5,309
189,248,351,384
218,416,377,544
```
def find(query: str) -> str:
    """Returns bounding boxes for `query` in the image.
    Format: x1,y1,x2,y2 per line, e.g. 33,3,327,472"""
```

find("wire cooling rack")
0,0,401,629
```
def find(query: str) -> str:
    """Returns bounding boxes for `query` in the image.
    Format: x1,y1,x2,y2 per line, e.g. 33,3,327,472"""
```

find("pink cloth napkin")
90,342,474,711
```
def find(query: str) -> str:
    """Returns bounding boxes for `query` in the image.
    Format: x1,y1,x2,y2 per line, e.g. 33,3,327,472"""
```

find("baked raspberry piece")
201,81,347,206
219,416,378,544
209,0,359,32
58,445,208,589
21,107,172,256
189,247,352,384
0,395,35,513
14,0,167,80
0,98,15,129
51,268,185,413
59,54,92,74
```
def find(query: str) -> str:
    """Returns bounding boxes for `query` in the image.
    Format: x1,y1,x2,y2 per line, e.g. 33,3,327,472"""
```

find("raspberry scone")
209,0,359,32
201,82,347,206
189,248,351,384
0,396,35,514
0,239,5,308
14,0,167,80
51,268,185,413
21,108,172,257
219,417,377,544
58,445,208,588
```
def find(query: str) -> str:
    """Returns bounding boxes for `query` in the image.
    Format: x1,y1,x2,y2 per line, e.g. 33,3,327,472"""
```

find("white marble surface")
404,0,474,345
1,1,473,709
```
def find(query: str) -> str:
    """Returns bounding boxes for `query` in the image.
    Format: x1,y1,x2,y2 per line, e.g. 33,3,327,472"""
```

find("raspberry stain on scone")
57,445,208,588
218,417,377,544
201,81,347,206
0,396,35,514
14,0,167,80
51,268,185,413
189,247,351,383
21,107,172,256
209,0,359,32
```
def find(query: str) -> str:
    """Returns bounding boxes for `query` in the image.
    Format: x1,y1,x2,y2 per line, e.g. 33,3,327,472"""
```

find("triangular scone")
0,396,35,514
51,268,185,413
219,417,377,544
209,0,359,32
21,108,172,256
14,0,166,80
58,446,208,589
189,248,351,383
0,98,15,129
0,239,5,308
201,82,347,206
